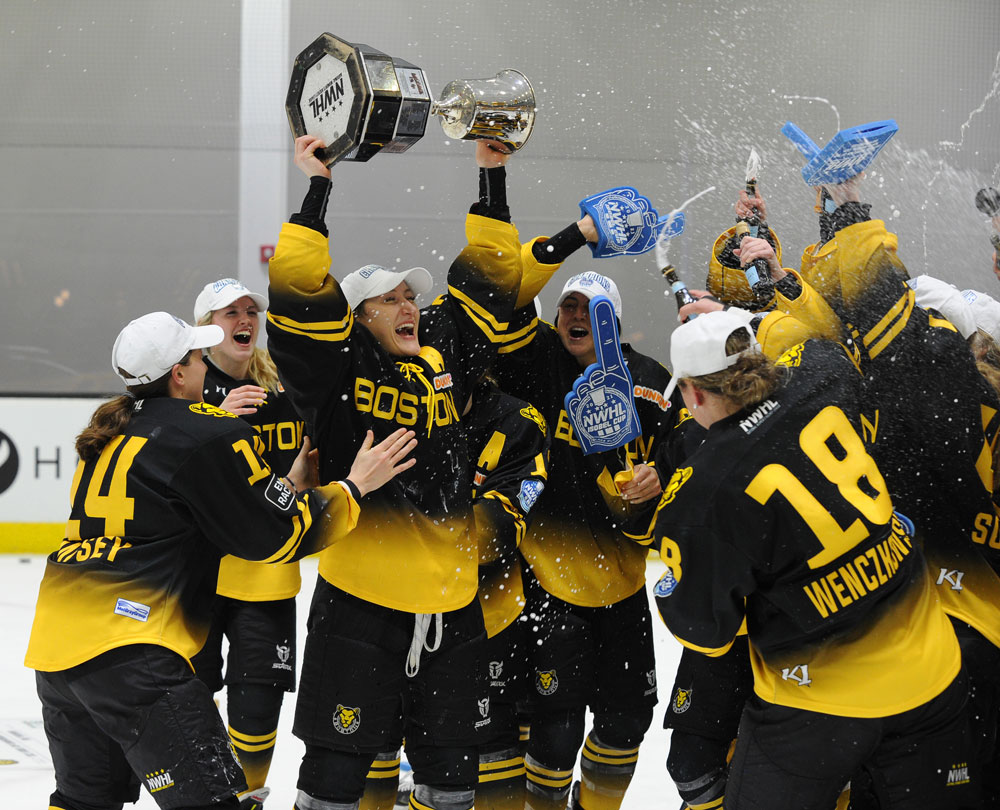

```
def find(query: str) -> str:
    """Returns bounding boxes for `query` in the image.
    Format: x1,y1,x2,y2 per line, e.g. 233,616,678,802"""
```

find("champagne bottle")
735,220,774,304
661,264,699,322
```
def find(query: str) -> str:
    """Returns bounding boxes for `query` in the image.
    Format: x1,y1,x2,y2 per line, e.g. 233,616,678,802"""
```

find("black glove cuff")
775,274,803,300
289,176,332,237
831,201,872,234
531,222,588,265
469,166,510,223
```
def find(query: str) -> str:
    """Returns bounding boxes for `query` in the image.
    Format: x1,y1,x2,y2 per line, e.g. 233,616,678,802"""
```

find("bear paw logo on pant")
536,669,559,696
333,704,361,734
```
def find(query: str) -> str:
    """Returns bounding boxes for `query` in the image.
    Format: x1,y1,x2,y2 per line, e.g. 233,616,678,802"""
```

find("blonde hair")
197,312,281,392
684,329,782,409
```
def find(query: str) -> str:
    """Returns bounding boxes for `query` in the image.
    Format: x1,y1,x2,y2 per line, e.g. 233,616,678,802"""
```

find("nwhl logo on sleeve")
145,769,175,793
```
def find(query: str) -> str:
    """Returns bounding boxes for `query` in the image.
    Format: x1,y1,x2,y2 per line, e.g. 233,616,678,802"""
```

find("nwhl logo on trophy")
286,32,536,166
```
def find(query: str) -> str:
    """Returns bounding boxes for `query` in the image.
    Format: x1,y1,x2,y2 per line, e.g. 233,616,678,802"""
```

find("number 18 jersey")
651,339,959,718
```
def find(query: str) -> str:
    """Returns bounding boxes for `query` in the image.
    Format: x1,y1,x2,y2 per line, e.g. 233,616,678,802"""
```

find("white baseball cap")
340,264,433,310
557,272,623,319
907,275,976,339
112,312,224,386
663,308,760,401
193,278,268,323
962,288,1000,344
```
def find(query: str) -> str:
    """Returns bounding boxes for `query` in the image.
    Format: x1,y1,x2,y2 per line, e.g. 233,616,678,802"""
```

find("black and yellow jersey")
795,217,1000,644
24,397,357,673
465,379,550,637
651,339,959,718
203,358,307,601
492,304,684,608
266,214,521,614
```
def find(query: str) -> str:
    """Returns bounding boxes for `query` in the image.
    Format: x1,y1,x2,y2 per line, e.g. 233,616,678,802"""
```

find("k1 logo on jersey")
781,664,812,687
333,705,361,734
936,568,965,591
536,669,559,696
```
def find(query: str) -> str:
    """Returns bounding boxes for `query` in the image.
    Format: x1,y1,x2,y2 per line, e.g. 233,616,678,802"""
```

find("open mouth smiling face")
359,281,421,356
557,292,596,365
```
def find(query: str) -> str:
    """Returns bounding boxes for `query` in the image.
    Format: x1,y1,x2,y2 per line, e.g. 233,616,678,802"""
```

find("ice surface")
0,555,683,808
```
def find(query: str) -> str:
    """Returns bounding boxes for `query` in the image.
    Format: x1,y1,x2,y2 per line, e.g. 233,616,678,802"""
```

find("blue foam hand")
564,296,641,455
579,187,660,258
780,122,820,159
782,119,898,186
657,210,686,239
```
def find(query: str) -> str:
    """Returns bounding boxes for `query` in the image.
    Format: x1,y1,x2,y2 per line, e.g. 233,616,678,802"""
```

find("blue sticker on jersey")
518,479,544,512
654,568,678,598
893,510,915,537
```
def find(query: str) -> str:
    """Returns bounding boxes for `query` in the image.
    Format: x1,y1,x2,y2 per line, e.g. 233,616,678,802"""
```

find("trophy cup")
286,33,536,166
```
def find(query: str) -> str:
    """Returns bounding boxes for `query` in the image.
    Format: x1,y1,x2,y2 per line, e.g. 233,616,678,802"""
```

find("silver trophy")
286,33,536,166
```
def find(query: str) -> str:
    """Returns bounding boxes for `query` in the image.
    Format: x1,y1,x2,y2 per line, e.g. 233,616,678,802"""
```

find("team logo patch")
518,479,544,512
536,670,559,696
660,467,692,505
188,402,237,418
114,597,150,622
333,705,361,734
672,686,693,714
775,343,806,368
488,660,504,680
520,404,547,433
653,568,678,598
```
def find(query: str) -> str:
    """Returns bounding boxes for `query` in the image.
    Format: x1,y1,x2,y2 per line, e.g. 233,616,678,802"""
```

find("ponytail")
78,351,192,460
76,396,136,461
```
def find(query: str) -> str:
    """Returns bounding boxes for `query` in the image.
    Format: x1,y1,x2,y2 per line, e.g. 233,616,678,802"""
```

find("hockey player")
653,309,977,809
265,135,523,810
492,234,685,809
360,377,551,810
189,278,306,809
25,311,416,810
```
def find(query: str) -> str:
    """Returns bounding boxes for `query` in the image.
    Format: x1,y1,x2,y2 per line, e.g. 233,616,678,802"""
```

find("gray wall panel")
2,0,998,392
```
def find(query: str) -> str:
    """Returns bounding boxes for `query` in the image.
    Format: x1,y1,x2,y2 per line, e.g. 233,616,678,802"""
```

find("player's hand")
736,189,767,222
346,429,418,497
220,384,267,416
285,436,319,492
677,289,724,322
619,463,662,504
577,213,598,243
475,139,511,168
734,237,782,277
294,135,331,179
822,172,863,207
